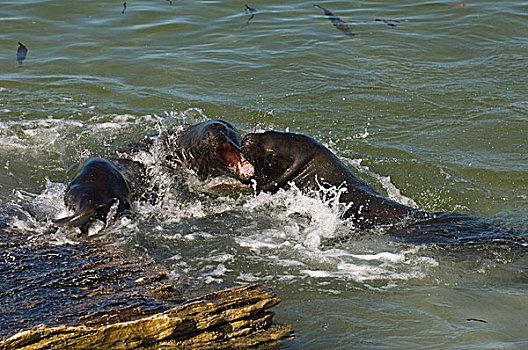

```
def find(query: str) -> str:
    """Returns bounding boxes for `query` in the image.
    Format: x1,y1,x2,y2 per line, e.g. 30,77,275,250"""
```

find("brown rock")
1,284,292,350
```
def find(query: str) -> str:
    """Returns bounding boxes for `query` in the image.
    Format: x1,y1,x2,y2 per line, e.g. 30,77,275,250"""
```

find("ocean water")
1,0,527,348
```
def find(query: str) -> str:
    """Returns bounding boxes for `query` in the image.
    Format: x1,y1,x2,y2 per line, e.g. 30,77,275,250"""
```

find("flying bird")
244,4,257,25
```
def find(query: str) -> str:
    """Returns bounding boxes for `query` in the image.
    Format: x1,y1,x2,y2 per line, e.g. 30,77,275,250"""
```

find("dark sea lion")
241,131,419,229
241,131,526,246
53,157,132,229
163,119,254,181
111,119,254,202
314,5,355,37
110,157,155,203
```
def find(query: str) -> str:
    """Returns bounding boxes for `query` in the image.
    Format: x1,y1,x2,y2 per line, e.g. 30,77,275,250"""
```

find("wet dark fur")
241,131,524,246
164,120,246,180
53,121,247,230
53,157,132,230
242,131,419,230
111,120,248,203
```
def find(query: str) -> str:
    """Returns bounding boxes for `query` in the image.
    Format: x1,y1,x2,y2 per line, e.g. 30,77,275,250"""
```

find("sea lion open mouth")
215,143,241,167
156,119,254,181
215,142,254,180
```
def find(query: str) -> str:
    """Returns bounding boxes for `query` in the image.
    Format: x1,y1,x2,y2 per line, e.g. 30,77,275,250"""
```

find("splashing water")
4,112,515,293
1,110,526,349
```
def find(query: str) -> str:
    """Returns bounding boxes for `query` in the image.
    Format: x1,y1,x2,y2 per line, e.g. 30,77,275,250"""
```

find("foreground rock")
0,228,291,349
1,284,291,350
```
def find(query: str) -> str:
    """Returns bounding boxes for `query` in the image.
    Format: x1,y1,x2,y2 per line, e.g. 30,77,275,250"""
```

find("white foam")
183,231,214,240
294,246,435,284
237,236,293,251
87,220,106,236
47,228,81,246
238,272,261,282
301,270,334,278
204,276,222,284
350,251,407,262
211,254,235,263
345,157,418,207
233,185,436,287
214,263,230,275
167,254,182,261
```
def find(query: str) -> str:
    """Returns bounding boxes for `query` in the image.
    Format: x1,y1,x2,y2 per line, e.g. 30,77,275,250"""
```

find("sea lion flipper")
52,204,98,227
260,159,303,192
52,198,119,228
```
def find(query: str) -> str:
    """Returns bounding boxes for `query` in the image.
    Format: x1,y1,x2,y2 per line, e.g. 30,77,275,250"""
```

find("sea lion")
163,119,254,181
240,131,526,245
53,157,132,229
111,119,254,202
241,131,421,229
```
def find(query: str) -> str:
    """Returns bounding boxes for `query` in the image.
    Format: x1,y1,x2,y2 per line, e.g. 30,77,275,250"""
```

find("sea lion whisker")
132,120,249,184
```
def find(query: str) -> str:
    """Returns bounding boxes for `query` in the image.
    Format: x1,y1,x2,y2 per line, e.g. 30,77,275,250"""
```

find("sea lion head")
241,131,315,192
171,120,254,181
53,157,133,230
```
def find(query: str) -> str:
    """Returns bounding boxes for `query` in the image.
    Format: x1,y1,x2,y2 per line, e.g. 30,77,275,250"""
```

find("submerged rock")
0,230,291,349
2,285,291,349
0,233,179,335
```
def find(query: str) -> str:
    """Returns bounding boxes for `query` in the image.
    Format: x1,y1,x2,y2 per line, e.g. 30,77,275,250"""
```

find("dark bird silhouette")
244,4,257,25
314,4,354,37
16,42,28,65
